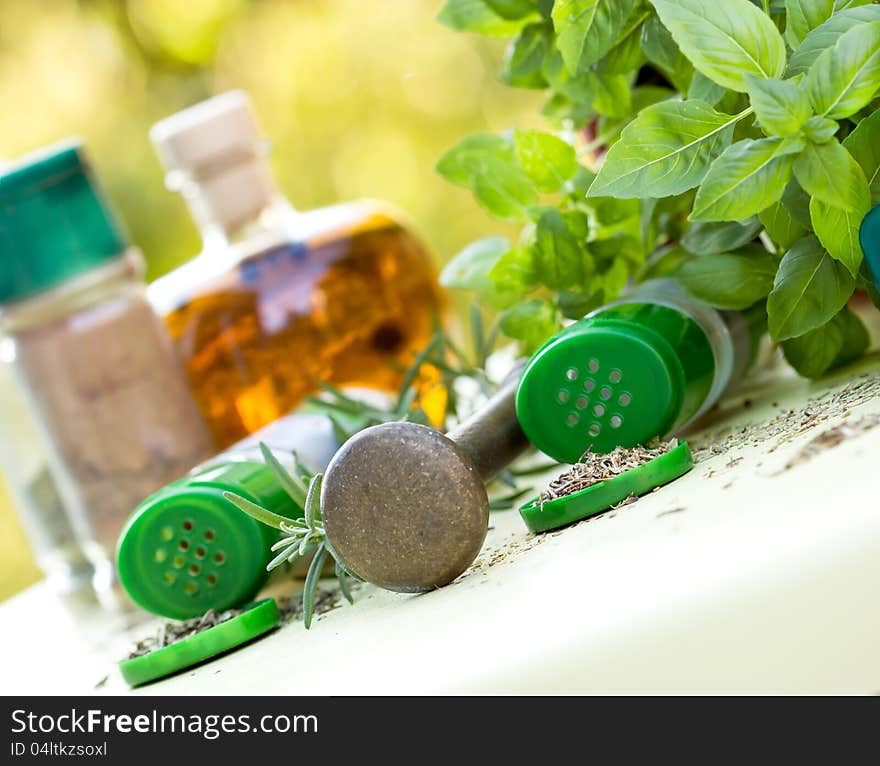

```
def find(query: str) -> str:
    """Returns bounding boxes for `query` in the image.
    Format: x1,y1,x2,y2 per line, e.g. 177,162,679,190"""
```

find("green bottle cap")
116,461,303,620
519,441,694,533
860,205,880,288
516,318,687,462
0,139,127,304
119,598,281,687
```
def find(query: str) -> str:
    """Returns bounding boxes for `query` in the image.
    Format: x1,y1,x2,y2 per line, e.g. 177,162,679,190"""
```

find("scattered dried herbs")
540,438,679,507
127,608,241,659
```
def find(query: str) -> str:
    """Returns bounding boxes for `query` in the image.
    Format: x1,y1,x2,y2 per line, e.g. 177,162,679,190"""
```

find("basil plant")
437,0,880,378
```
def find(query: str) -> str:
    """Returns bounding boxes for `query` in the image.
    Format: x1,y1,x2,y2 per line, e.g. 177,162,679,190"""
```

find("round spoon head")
321,422,489,592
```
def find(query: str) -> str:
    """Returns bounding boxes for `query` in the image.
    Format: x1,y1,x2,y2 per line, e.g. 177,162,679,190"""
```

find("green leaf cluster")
439,0,880,378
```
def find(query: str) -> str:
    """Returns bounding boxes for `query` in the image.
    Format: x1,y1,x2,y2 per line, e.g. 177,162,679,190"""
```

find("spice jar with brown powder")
0,141,213,605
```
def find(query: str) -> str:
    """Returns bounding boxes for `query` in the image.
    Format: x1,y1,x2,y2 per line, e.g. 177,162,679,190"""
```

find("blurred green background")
0,0,543,601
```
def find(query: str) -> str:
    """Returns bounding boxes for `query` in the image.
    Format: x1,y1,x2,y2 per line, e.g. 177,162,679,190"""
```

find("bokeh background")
0,0,543,601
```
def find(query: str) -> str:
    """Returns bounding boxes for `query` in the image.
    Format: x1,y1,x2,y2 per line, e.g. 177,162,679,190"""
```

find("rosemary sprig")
305,309,501,441
223,444,360,629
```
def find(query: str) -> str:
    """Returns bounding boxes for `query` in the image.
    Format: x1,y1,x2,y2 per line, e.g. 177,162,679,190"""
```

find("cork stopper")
149,91,277,233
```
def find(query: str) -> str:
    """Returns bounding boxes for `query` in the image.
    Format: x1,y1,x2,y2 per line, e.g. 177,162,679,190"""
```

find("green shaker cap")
520,441,694,533
516,318,686,463
117,461,302,620
119,598,280,687
0,139,127,303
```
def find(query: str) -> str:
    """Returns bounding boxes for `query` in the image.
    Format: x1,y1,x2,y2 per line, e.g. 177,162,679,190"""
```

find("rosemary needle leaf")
395,330,442,410
497,470,518,489
259,442,308,508
336,562,354,604
470,303,484,366
303,543,329,629
223,492,293,531
267,542,299,571
270,536,299,552
304,473,323,529
394,386,419,418
326,413,353,445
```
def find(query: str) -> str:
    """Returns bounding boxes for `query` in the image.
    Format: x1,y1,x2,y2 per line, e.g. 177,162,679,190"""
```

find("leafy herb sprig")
224,443,358,629
437,0,880,378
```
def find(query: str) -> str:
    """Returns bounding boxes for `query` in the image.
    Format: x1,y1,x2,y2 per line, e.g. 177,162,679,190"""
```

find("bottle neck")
174,154,297,251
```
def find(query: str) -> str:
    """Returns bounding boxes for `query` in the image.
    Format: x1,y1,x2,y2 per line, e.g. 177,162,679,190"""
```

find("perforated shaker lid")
116,461,302,620
516,318,687,463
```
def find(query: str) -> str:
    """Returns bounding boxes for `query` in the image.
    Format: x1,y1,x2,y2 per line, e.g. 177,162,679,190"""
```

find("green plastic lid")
519,441,694,533
860,205,880,288
119,598,281,687
516,318,687,462
0,139,127,303
117,461,303,620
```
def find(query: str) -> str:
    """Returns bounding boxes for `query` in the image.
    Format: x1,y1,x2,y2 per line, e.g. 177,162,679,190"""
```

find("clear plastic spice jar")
0,347,94,600
516,279,765,463
0,141,214,602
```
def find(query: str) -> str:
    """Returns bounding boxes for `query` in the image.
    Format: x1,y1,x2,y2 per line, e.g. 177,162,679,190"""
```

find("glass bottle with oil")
148,92,442,448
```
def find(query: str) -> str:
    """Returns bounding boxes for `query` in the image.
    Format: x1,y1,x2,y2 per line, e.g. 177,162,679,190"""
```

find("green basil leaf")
843,109,880,203
781,178,813,228
677,245,778,309
488,245,539,294
692,136,804,222
688,72,726,108
766,235,855,340
542,49,594,102
788,5,880,76
513,129,578,191
650,0,786,92
834,0,873,11
557,289,604,319
832,307,870,367
436,134,515,187
682,217,763,255
499,298,561,353
744,74,812,136
597,12,646,75
781,306,868,378
807,22,880,119
473,166,539,220
809,171,871,276
552,0,639,73
437,0,536,36
596,256,631,299
437,134,538,220
801,116,839,144
533,208,592,289
440,236,509,291
759,201,807,251
589,72,632,118
781,314,845,377
640,15,693,93
784,0,834,48
501,23,551,89
793,138,866,210
587,100,741,199
484,0,539,19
